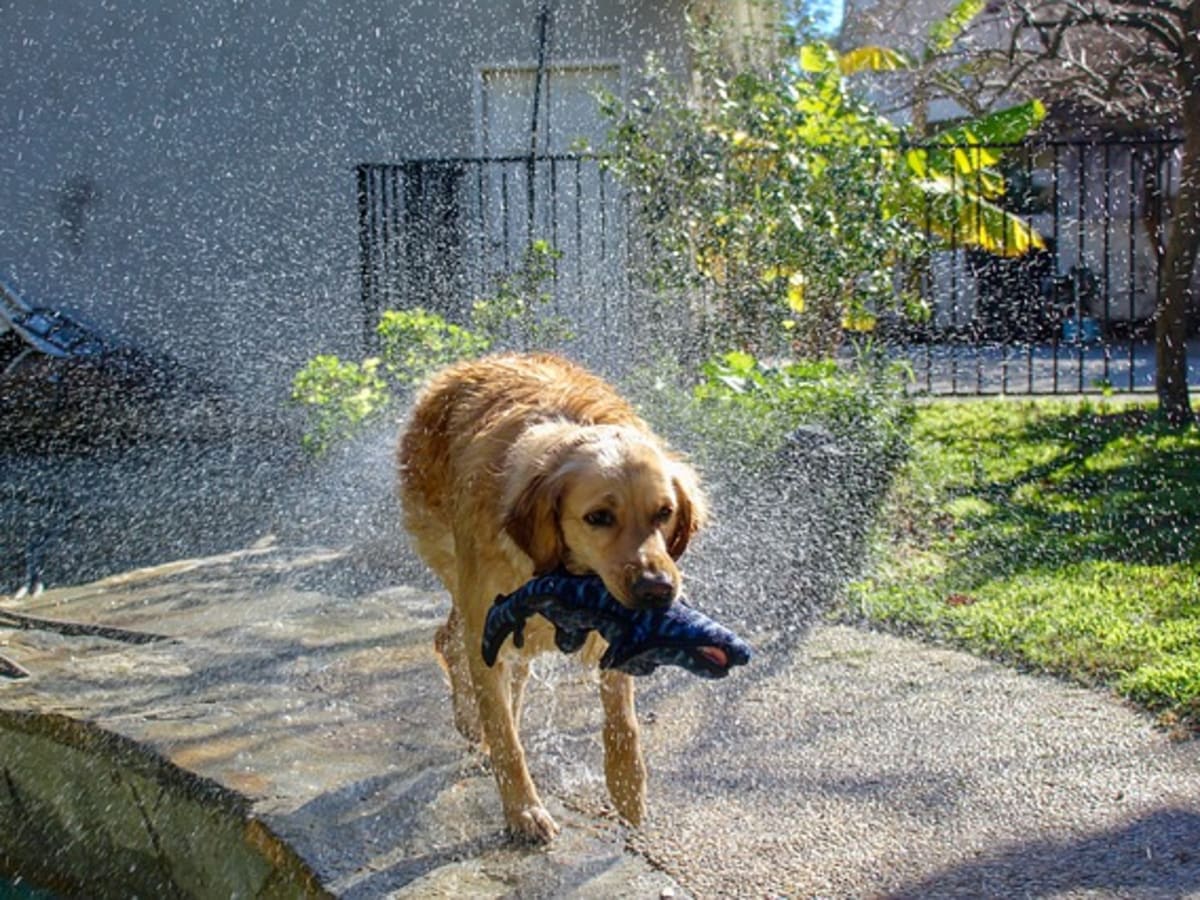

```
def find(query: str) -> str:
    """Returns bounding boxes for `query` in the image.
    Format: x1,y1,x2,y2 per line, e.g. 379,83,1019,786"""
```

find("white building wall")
1,0,691,404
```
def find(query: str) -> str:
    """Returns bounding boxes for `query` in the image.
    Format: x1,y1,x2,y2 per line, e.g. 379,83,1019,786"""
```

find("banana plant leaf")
904,177,1046,257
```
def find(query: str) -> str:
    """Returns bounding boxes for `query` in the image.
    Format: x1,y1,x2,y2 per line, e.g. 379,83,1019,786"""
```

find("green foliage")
847,398,1200,731
471,240,572,346
926,99,1047,150
291,240,564,455
693,349,913,462
290,355,389,455
835,45,912,74
292,308,490,455
629,349,914,480
376,308,490,386
901,101,1048,257
602,22,1045,359
604,43,924,358
927,0,986,55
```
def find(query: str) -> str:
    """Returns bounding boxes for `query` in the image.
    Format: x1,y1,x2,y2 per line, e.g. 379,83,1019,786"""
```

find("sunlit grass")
845,397,1200,732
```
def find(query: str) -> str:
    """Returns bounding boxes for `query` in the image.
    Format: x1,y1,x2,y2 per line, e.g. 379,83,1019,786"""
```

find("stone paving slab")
2,542,1199,898
0,545,682,898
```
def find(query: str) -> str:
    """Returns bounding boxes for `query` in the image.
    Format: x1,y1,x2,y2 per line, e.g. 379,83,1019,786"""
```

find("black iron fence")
355,155,634,372
894,137,1196,394
358,138,1196,394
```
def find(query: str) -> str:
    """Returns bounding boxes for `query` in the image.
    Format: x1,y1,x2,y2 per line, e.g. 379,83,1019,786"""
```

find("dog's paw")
506,804,560,844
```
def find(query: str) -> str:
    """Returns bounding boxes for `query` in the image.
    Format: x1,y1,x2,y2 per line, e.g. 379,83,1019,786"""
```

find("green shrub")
470,240,571,347
629,348,913,478
291,241,563,455
290,308,489,456
290,355,389,455
376,308,490,386
601,20,1043,360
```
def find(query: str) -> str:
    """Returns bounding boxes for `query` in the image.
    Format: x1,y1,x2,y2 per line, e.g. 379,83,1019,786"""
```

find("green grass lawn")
843,397,1200,733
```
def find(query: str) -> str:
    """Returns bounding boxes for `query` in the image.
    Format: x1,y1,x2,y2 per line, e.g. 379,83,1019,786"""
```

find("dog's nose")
631,571,675,608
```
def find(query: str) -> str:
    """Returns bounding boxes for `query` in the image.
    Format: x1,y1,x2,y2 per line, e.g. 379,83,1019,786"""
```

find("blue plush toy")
482,571,752,678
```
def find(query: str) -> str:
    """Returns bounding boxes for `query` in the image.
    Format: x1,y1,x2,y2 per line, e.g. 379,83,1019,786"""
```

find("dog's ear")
667,459,708,560
502,467,564,574
503,427,576,573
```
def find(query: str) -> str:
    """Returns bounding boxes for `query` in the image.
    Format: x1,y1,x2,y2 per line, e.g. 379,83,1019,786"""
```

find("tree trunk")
1155,34,1200,426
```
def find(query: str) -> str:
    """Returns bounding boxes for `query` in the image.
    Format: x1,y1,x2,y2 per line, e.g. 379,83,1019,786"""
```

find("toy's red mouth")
696,646,729,668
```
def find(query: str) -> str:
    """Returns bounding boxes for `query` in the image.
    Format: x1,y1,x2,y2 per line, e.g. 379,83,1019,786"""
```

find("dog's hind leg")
600,669,646,826
434,606,482,745
406,516,483,746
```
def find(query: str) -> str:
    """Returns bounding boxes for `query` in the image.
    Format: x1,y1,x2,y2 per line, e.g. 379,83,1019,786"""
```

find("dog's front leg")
600,669,647,826
457,563,559,843
508,655,531,728
465,635,559,842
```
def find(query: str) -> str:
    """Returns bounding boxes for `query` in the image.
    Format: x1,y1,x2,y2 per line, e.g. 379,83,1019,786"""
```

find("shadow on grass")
936,405,1200,586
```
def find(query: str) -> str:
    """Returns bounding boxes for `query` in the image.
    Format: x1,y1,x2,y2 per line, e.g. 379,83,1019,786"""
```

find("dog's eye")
584,509,615,528
653,505,674,525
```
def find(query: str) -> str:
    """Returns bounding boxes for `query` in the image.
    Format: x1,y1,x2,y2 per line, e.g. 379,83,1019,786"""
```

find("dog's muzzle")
630,571,675,609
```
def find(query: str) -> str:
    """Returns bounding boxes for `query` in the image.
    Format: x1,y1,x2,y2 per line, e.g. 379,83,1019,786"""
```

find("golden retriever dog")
398,352,706,842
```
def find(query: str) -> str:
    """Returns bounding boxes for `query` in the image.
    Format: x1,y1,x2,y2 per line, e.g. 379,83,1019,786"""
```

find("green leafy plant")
290,354,389,455
927,0,986,57
471,240,572,347
602,16,1045,359
690,349,913,466
604,48,921,358
627,347,913,484
291,240,566,455
376,308,490,386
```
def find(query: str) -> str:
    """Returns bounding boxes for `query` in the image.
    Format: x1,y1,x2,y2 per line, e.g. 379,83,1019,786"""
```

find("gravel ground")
620,627,1200,898
505,620,1200,900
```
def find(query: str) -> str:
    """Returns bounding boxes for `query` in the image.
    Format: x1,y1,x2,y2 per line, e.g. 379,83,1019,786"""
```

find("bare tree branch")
1017,1,1185,52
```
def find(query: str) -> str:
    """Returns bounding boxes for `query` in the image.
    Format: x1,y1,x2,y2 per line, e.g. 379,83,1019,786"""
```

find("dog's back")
398,352,644,520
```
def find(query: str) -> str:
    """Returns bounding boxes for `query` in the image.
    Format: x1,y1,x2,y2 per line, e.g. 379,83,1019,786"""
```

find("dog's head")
502,422,707,610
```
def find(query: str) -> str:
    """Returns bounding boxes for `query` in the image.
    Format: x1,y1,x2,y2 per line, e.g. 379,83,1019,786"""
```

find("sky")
809,0,846,36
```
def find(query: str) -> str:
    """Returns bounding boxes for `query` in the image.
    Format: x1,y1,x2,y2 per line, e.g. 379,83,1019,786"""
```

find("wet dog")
398,352,706,841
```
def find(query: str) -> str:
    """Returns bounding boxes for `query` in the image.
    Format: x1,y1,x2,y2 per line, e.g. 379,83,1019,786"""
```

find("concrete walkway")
2,541,1198,898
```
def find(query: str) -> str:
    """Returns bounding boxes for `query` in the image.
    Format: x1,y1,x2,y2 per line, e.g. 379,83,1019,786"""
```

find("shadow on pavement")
885,807,1200,899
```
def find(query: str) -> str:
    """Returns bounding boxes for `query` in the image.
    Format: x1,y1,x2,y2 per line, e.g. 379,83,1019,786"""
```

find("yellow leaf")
951,144,1001,176
799,43,838,73
910,178,1046,257
838,46,912,74
842,311,878,332
786,272,805,313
